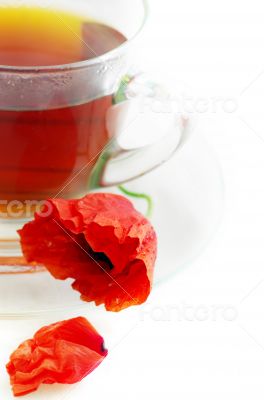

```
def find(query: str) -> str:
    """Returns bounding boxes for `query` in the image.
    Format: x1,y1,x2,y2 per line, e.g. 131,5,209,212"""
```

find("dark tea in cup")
0,7,126,211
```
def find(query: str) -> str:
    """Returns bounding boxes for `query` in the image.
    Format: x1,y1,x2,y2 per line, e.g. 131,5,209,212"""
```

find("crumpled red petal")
6,317,107,397
19,193,157,312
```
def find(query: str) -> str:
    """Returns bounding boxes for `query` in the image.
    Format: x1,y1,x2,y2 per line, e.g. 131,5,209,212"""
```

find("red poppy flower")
19,193,157,312
6,317,108,397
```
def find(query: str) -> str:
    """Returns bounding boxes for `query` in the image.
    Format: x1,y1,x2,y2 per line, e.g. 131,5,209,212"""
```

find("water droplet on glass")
97,64,108,75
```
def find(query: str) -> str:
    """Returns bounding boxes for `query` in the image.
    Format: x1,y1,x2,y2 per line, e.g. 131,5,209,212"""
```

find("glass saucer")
0,132,224,318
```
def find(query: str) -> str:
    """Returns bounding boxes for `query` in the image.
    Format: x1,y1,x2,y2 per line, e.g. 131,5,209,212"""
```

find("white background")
2,0,264,398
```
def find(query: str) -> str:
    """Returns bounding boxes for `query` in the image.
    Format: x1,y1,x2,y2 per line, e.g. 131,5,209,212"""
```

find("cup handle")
88,75,193,189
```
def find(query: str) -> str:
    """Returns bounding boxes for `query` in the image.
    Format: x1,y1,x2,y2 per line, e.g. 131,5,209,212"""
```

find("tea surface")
0,7,126,65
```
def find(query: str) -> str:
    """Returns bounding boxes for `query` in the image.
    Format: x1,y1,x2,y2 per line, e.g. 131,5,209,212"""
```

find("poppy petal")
19,193,157,311
6,317,107,397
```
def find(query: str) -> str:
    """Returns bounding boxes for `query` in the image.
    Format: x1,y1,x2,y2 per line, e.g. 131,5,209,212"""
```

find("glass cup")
0,0,191,272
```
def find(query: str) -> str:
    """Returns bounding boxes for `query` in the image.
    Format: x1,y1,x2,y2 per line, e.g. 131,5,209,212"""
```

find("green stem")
88,150,112,190
113,75,132,104
118,185,153,218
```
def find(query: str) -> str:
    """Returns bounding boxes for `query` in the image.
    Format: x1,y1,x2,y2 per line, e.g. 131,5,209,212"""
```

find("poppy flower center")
77,233,114,271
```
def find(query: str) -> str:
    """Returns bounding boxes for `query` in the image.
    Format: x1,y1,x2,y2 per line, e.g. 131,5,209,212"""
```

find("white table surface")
2,0,264,398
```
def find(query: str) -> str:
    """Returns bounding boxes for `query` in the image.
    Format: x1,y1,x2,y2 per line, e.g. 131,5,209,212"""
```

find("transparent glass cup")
0,0,190,272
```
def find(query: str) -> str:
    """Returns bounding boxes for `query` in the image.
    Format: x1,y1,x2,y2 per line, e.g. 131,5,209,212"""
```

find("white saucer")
0,131,224,318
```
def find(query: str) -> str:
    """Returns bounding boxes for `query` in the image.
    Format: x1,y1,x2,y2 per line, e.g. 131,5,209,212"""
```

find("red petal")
19,193,157,311
6,317,107,397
